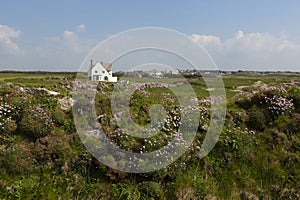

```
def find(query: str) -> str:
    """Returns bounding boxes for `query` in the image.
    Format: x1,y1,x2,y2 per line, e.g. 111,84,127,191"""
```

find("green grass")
120,76,187,84
0,73,46,81
0,72,75,89
0,73,71,81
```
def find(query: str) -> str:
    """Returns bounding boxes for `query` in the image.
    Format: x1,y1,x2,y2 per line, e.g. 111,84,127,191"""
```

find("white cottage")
88,60,118,82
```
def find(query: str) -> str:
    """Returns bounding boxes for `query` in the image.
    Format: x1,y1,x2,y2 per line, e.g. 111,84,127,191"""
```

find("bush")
246,108,266,131
19,105,53,139
0,101,20,142
288,87,300,113
234,94,253,110
276,113,300,135
41,98,58,110
3,119,17,134
63,119,76,133
51,108,67,125
235,85,295,123
112,183,141,200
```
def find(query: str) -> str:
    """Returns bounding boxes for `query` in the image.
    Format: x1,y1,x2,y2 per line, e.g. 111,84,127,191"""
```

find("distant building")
88,60,117,82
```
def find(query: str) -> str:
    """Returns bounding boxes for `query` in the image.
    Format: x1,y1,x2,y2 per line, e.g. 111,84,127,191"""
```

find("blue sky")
1,0,300,71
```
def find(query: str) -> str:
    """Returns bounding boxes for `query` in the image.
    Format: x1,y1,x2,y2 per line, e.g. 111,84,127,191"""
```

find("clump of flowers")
262,95,294,114
235,84,294,115
105,95,214,156
0,102,18,134
220,126,257,152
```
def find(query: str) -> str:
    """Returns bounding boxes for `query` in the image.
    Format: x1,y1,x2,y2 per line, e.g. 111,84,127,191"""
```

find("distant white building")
88,60,117,82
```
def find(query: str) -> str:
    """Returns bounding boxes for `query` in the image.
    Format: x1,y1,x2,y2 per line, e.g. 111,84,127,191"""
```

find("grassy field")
0,72,75,88
0,72,70,81
1,71,299,88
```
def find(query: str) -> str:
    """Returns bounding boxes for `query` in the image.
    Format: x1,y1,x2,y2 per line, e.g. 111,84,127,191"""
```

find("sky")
0,0,300,71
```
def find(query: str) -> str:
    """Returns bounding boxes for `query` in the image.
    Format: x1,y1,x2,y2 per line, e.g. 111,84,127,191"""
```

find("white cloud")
62,30,90,53
0,24,22,54
76,24,86,32
191,31,300,71
32,28,97,70
235,30,244,40
63,30,75,38
191,34,222,48
42,29,89,54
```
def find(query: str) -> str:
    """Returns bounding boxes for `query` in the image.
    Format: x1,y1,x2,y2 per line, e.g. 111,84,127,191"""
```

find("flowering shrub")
103,95,213,156
0,103,15,131
262,95,293,114
0,101,19,137
235,84,295,126
19,105,53,139
218,126,256,158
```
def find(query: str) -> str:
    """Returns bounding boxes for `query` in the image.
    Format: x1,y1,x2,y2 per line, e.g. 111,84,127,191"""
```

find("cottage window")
102,71,105,73
95,71,98,73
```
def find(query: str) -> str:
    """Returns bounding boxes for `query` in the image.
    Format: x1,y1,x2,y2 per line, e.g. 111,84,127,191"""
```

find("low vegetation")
0,72,299,199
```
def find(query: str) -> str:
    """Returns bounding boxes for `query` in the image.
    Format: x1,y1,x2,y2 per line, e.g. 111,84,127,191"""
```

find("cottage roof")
90,60,113,72
101,62,112,71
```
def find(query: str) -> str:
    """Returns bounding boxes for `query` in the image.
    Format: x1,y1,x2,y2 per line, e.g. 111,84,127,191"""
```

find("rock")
19,87,60,96
36,88,60,96
203,194,218,200
19,87,24,93
4,82,13,88
58,97,74,111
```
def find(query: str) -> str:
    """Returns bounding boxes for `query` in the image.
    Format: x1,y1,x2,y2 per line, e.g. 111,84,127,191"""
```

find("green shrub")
41,98,58,110
288,87,300,113
112,181,164,200
112,183,141,200
139,181,164,199
0,101,20,143
63,119,76,133
0,120,18,143
276,113,300,135
51,108,67,125
0,143,36,176
235,95,253,110
19,105,53,139
246,108,266,131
